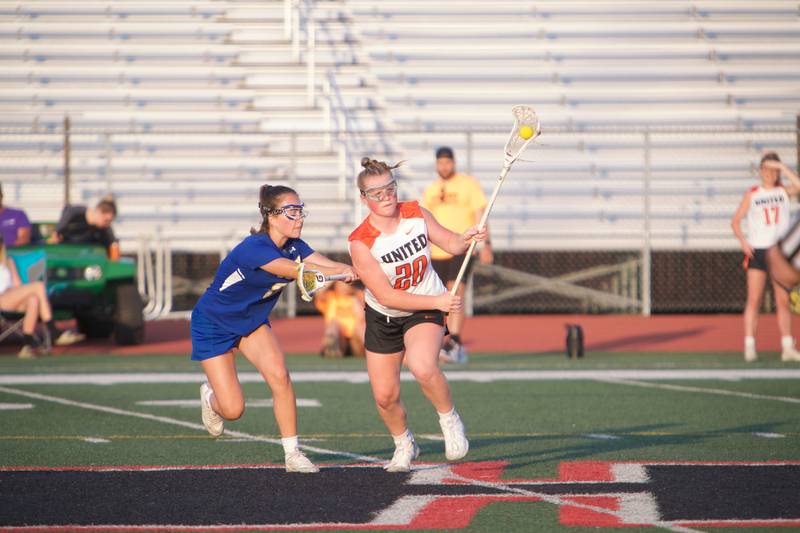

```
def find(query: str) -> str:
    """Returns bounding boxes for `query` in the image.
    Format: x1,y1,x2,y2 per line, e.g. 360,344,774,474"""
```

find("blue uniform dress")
190,233,314,361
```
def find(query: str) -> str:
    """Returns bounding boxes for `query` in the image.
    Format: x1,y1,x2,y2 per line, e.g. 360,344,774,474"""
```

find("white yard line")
0,384,706,533
136,398,321,408
1,368,800,385
596,377,800,404
0,402,33,410
754,432,786,438
0,385,377,463
2,368,793,533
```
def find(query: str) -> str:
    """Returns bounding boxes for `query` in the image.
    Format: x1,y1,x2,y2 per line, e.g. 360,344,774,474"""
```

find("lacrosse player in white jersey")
731,152,800,362
348,157,486,472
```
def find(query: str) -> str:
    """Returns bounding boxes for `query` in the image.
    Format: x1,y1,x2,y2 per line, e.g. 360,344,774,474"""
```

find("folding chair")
0,311,25,344
1,249,48,350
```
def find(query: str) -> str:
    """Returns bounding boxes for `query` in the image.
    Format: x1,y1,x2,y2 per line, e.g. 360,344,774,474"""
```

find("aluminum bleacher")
0,0,797,253
0,0,387,253
350,0,799,250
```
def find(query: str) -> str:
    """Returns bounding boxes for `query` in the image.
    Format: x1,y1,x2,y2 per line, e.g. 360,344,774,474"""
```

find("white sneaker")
54,329,86,346
200,383,224,437
439,341,468,364
452,343,468,364
439,347,456,364
439,411,469,461
781,345,800,362
384,437,420,472
744,346,758,362
17,345,40,359
285,450,319,473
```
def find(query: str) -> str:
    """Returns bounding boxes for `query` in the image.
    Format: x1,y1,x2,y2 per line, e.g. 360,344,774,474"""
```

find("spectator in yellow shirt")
422,147,493,363
314,280,366,358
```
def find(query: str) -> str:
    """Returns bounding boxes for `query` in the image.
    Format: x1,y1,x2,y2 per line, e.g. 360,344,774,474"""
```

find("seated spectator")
314,281,366,358
50,195,120,260
0,183,32,247
0,239,85,358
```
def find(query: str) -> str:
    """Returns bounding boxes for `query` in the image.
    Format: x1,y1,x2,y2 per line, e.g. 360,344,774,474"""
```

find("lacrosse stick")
450,105,541,294
297,262,348,302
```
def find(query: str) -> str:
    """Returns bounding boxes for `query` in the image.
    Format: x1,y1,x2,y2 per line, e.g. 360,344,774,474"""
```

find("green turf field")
1,351,799,532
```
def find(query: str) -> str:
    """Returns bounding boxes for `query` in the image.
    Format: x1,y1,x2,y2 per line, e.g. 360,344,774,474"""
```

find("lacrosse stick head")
297,262,327,302
504,105,541,165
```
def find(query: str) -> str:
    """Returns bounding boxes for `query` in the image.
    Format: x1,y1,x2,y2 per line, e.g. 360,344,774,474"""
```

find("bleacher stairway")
0,0,392,251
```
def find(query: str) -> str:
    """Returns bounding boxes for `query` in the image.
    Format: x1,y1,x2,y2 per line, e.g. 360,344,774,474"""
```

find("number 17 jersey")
747,185,790,248
348,201,446,318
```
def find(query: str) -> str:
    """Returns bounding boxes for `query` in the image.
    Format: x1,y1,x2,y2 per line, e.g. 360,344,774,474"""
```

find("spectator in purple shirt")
0,184,32,247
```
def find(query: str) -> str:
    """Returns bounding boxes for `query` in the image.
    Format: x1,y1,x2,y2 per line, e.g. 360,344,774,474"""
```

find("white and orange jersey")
348,201,446,318
746,185,791,248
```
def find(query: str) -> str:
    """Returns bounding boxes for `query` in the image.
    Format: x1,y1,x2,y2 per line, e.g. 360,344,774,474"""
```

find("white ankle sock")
392,429,413,446
745,336,756,349
781,336,794,350
202,386,214,407
438,407,457,422
281,435,299,454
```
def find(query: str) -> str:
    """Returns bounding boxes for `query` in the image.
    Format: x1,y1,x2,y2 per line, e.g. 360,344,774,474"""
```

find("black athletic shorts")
431,254,472,284
364,305,445,354
743,248,768,272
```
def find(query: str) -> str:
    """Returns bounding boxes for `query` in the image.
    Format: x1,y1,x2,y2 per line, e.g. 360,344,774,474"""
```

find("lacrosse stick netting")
449,105,541,294
297,262,348,302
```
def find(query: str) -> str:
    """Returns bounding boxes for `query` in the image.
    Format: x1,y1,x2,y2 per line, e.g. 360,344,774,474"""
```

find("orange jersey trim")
348,201,423,249
348,218,381,249
399,200,423,219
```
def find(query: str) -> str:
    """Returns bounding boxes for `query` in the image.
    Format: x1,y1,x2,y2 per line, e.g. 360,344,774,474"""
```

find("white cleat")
285,450,320,473
200,383,224,437
744,347,758,362
439,342,468,364
384,437,420,472
54,329,86,346
452,343,469,364
440,411,469,461
781,346,800,362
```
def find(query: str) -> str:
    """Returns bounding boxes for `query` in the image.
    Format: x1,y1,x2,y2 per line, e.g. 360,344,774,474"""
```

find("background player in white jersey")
191,184,355,472
731,152,800,362
348,157,486,472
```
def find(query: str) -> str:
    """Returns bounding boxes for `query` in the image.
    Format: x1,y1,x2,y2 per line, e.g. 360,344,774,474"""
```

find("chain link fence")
166,249,764,316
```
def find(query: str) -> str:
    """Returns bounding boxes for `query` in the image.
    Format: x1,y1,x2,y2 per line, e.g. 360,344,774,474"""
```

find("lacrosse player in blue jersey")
191,184,356,472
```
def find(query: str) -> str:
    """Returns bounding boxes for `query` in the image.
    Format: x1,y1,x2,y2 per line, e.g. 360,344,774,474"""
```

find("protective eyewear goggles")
360,179,398,202
267,203,308,221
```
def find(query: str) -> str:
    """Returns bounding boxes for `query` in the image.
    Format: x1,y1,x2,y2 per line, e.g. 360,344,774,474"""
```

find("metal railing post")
162,239,173,315
291,0,300,61
466,130,473,176
63,115,71,206
306,14,316,106
104,131,113,192
641,130,652,317
283,0,292,39
322,77,331,150
338,144,347,200
289,132,297,190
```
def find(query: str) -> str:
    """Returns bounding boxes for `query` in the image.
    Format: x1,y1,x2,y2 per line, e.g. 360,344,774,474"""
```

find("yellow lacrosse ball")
519,124,534,140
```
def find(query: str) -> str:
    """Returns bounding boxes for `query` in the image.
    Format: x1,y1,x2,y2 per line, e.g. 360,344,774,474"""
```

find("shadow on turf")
587,327,707,351
464,421,792,471
310,420,792,469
